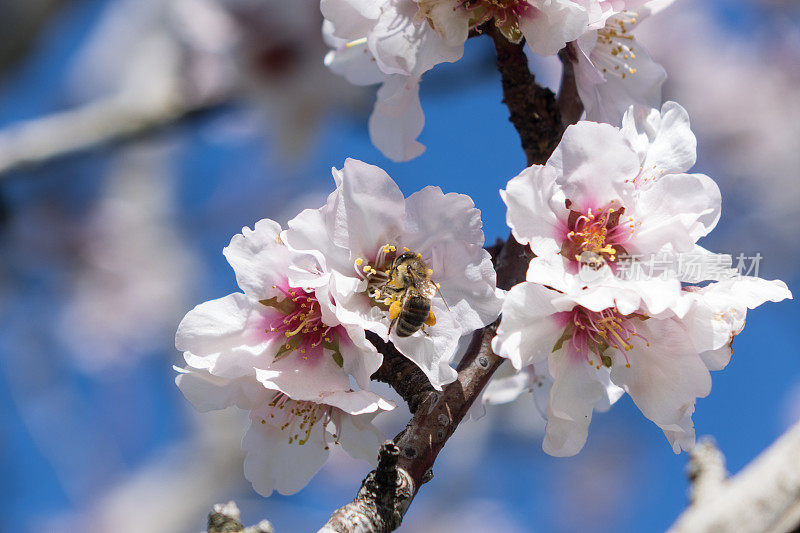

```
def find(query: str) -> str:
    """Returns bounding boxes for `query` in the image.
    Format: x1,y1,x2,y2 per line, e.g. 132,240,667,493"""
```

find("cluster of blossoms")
175,0,792,498
176,159,502,495
489,102,791,455
322,0,672,160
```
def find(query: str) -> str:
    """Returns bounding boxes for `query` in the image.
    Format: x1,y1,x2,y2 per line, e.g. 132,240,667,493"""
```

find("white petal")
174,367,265,412
369,75,426,162
621,101,697,184
630,173,721,254
255,348,352,402
543,348,607,456
609,318,711,429
521,0,589,56
340,325,384,390
320,389,395,415
390,308,460,390
336,158,407,258
576,17,665,124
320,0,381,40
501,163,567,257
324,23,387,86
242,416,329,496
492,282,565,369
337,411,386,465
548,122,640,211
367,0,463,77
175,293,278,378
223,219,291,300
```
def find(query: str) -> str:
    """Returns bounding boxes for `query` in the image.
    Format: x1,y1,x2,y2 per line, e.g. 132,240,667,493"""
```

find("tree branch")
669,420,800,533
0,86,228,178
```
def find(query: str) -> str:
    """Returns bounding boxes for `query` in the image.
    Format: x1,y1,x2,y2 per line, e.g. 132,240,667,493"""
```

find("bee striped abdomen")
396,295,430,337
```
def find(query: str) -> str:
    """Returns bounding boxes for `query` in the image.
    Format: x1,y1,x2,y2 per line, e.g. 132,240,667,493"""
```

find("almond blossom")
175,218,394,495
176,367,393,496
321,0,652,160
282,158,503,389
500,107,720,287
572,0,675,124
492,256,792,455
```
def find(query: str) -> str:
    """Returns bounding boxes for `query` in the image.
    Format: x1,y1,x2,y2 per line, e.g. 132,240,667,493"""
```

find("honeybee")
380,252,439,337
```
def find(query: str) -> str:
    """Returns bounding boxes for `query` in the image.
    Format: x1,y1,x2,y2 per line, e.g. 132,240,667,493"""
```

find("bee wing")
414,276,437,299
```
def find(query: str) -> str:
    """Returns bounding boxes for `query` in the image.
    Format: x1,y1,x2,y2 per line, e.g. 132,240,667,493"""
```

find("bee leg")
388,300,402,335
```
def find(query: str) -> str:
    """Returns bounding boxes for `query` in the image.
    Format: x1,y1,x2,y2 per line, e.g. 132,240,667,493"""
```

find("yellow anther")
355,258,363,266
389,245,396,252
363,265,371,273
427,268,433,276
403,247,410,252
383,297,393,306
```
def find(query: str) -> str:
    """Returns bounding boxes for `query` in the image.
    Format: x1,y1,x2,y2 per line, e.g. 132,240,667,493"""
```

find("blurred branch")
0,0,66,79
0,86,230,178
669,420,800,533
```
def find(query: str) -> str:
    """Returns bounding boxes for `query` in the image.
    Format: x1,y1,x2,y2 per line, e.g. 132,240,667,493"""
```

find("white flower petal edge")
284,158,502,390
175,368,393,497
573,1,675,124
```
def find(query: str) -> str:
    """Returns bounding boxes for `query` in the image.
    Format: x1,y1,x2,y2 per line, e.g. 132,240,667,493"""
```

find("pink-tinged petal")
609,318,711,429
254,348,351,402
630,173,721,254
521,0,588,56
501,163,567,257
369,76,426,162
174,367,266,412
320,0,381,40
368,0,463,77
621,101,697,183
175,293,279,378
543,348,608,456
242,415,329,497
493,282,565,370
548,122,639,211
223,219,291,300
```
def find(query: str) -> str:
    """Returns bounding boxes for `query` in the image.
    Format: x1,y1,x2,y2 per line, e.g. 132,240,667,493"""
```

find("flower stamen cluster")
264,285,336,362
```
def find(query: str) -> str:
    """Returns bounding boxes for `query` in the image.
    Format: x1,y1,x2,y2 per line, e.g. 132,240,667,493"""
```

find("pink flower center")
265,285,337,362
562,202,635,267
258,393,337,448
559,306,649,369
